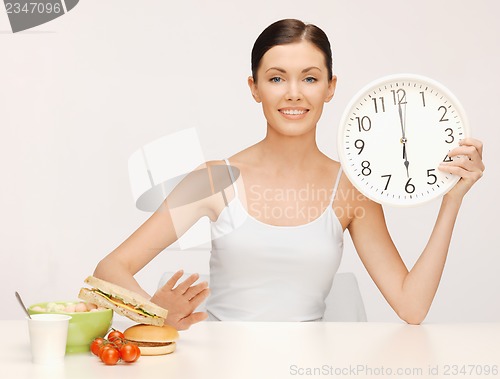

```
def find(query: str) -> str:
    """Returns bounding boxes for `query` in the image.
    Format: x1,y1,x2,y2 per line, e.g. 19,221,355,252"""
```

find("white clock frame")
337,74,470,207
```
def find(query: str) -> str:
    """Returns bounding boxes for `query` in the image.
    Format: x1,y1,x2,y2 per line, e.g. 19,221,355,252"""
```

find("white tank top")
207,159,344,321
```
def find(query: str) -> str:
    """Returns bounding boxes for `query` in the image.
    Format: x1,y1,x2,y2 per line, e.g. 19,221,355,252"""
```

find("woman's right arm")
93,162,224,329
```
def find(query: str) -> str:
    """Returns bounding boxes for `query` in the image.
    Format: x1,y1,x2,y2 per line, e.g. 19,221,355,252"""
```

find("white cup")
27,314,72,365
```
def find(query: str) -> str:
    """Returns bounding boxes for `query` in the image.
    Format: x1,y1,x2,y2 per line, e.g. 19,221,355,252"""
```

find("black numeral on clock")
372,97,385,113
444,128,454,143
405,178,415,194
354,139,365,154
391,89,407,105
439,105,449,122
427,169,437,185
381,174,392,190
420,91,426,107
356,116,371,132
361,161,372,176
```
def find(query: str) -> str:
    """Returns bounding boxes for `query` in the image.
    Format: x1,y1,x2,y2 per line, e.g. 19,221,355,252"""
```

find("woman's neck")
257,127,322,172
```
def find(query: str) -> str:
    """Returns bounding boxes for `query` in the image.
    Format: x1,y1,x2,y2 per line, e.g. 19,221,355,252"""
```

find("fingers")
160,270,184,292
438,163,479,180
174,273,202,294
458,138,483,158
160,271,206,294
441,155,475,170
447,144,482,164
438,157,484,181
446,138,483,168
443,138,485,177
184,281,209,300
154,271,210,331
176,311,209,330
157,271,210,305
188,287,210,306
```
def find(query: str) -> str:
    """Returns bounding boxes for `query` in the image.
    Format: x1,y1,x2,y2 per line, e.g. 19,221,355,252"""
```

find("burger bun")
124,324,179,356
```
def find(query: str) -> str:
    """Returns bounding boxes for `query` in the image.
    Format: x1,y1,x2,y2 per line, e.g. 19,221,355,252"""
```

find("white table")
1,320,499,379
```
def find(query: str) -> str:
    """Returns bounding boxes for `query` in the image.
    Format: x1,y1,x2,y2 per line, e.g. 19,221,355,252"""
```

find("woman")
93,19,484,329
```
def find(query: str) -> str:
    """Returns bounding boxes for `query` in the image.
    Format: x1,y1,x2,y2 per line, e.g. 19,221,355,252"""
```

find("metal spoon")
15,291,31,319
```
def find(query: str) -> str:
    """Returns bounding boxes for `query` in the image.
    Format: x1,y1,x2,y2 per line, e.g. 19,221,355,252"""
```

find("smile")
279,108,309,116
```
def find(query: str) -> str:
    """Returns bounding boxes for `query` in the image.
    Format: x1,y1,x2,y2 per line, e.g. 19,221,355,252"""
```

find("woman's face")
248,40,336,137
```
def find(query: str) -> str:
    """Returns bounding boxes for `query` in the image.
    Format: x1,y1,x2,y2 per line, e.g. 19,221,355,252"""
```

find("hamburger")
124,324,179,355
78,276,168,326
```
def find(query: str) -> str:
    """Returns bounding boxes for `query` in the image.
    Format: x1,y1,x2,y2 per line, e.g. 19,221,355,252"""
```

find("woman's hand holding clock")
438,138,484,202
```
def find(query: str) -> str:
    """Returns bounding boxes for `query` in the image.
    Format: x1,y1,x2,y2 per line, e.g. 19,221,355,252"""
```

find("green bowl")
28,301,113,354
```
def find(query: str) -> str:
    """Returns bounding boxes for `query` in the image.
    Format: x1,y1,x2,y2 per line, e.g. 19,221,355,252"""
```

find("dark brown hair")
251,19,333,83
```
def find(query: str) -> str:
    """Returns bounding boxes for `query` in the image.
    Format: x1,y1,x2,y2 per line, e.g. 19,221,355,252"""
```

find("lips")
279,108,309,119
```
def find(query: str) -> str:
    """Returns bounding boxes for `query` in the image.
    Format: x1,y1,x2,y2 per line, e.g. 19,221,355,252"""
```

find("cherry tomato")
133,344,141,362
107,330,125,343
120,343,140,363
98,344,111,360
111,338,124,349
99,345,120,366
90,337,105,356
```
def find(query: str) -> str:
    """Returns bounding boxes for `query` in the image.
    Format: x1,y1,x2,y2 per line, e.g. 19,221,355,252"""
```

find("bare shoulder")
322,155,341,173
163,160,232,220
225,145,259,168
205,159,226,167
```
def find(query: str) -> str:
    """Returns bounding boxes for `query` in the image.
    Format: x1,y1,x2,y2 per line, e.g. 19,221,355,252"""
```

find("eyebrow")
265,66,322,74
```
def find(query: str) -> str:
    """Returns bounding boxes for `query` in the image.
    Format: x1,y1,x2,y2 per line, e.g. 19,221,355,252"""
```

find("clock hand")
398,102,405,138
403,144,410,178
398,102,410,177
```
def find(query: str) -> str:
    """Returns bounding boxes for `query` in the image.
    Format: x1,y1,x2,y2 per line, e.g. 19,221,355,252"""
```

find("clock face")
338,74,470,206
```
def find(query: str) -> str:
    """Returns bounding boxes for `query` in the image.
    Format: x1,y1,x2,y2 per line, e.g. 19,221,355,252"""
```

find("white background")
1,0,498,322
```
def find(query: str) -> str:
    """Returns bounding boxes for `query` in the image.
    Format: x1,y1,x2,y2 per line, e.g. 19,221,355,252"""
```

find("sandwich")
123,324,179,355
78,276,168,326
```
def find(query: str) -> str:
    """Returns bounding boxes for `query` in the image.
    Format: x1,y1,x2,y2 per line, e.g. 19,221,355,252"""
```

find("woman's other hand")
150,270,210,330
439,138,485,201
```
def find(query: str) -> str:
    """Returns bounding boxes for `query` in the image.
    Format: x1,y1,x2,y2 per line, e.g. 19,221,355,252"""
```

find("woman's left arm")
348,138,484,325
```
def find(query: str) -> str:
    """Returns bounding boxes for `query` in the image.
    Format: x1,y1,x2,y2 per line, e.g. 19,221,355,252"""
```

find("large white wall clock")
338,74,470,206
